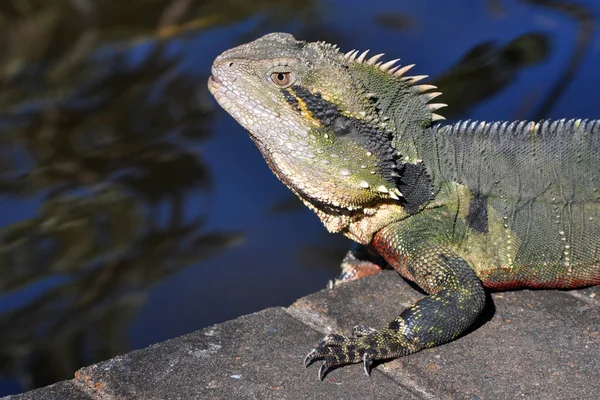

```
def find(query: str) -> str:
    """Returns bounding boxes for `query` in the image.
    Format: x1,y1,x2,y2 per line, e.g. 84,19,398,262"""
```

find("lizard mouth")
207,75,221,91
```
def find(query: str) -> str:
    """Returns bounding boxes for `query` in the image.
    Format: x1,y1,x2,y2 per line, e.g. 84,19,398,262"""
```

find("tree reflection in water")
0,0,288,391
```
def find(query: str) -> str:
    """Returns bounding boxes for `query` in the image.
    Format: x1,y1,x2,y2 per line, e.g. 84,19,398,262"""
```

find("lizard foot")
304,326,409,380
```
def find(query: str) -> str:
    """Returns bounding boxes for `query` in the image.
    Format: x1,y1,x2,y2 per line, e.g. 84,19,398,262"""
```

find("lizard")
207,32,600,381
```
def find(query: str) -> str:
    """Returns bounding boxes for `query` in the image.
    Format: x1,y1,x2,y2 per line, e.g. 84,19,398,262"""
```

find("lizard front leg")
305,208,486,380
334,244,388,285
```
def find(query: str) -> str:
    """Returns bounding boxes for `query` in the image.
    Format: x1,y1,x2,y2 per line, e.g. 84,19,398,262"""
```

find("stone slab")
4,271,599,400
71,307,421,400
290,270,600,399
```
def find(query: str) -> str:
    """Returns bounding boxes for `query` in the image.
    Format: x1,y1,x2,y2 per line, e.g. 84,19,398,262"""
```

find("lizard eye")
270,71,293,87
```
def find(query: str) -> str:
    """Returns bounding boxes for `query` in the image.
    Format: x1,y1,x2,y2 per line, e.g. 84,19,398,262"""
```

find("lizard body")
208,32,600,380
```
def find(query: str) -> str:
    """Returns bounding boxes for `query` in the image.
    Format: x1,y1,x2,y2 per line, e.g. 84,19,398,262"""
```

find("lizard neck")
261,145,410,244
305,196,409,245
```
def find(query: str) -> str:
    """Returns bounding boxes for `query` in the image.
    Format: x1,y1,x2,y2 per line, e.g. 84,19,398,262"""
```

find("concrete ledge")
4,271,599,399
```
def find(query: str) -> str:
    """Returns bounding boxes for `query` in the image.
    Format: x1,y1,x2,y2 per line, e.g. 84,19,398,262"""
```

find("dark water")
0,0,599,395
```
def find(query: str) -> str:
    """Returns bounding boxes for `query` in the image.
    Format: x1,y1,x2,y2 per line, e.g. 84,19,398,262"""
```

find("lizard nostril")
228,62,234,67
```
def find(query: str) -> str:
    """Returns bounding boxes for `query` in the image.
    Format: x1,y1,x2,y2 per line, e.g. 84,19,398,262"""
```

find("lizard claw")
304,329,386,380
362,352,373,376
317,356,340,381
318,363,328,381
304,349,317,368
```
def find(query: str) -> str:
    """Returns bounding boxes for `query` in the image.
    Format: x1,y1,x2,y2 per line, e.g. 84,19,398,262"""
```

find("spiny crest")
342,47,447,122
316,41,340,52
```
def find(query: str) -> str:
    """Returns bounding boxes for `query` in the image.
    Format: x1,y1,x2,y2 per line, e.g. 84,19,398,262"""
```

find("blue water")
1,0,599,395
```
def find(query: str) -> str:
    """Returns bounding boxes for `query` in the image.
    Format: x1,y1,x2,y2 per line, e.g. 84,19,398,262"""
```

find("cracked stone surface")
3,271,599,400
291,271,600,399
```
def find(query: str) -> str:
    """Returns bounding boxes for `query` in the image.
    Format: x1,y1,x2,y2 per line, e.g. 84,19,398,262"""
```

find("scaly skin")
208,32,600,380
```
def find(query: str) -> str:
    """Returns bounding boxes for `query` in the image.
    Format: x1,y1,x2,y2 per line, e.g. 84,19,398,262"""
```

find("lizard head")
209,32,444,213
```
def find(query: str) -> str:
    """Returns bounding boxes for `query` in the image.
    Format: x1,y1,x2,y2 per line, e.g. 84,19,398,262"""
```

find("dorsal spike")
404,75,428,84
393,64,415,77
413,84,438,94
343,49,356,60
356,50,370,63
348,50,360,62
379,58,401,72
420,92,443,102
431,113,446,122
366,53,385,65
427,103,448,111
388,65,401,74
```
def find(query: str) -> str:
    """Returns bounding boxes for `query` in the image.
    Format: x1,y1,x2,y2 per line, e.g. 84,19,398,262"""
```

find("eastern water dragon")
208,33,600,380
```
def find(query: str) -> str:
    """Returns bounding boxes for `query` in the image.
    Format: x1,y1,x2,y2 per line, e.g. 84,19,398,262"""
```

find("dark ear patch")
282,88,301,112
395,162,433,214
466,192,488,233
332,116,353,136
287,84,435,214
288,86,395,161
